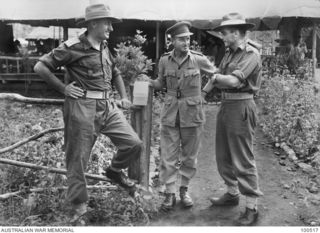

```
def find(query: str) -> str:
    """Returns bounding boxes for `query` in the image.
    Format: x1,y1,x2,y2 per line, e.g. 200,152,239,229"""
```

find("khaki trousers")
216,99,263,198
63,97,142,204
159,123,202,193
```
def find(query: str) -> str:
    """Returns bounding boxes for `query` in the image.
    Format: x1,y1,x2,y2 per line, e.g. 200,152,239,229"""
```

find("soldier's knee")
131,138,143,154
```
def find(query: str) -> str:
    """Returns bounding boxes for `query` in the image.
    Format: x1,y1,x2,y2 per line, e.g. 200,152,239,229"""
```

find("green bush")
114,30,153,86
259,60,320,158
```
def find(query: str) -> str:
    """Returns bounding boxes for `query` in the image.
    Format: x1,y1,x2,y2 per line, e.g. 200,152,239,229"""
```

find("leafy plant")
114,30,153,86
259,58,320,159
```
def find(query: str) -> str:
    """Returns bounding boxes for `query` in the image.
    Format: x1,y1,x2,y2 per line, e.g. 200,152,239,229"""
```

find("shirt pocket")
164,70,177,89
226,62,238,74
185,97,205,124
160,95,175,122
78,56,101,76
184,69,201,87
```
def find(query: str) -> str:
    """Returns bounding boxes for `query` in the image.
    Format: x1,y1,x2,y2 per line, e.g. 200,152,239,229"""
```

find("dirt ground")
150,104,305,226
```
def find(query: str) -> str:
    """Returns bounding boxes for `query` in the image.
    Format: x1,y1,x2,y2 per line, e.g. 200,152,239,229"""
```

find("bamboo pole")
0,158,110,182
0,93,64,105
0,127,64,154
0,185,117,200
0,93,135,109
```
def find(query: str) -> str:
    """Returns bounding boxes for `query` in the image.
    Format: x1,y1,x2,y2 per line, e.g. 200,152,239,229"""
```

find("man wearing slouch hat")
202,12,263,226
34,4,142,221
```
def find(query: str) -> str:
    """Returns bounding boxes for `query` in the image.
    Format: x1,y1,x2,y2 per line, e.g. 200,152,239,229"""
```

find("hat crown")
213,12,255,31
85,4,112,21
166,21,193,38
222,12,246,22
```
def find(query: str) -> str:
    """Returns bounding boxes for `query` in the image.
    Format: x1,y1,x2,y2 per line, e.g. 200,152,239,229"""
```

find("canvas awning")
1,0,320,29
25,26,85,40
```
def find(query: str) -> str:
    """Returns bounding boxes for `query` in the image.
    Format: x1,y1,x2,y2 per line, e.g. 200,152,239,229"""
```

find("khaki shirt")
39,32,121,92
219,43,262,94
156,49,216,127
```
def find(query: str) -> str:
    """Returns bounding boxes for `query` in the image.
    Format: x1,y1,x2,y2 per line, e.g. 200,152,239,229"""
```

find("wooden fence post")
129,86,153,188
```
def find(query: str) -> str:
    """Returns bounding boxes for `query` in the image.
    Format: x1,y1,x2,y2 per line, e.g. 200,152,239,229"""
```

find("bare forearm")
113,75,128,99
214,74,241,89
34,62,66,94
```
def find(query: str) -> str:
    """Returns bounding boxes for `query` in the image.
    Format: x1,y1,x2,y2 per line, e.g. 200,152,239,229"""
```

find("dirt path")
150,104,305,226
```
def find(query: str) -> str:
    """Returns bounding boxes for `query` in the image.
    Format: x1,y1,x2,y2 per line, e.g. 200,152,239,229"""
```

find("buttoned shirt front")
156,49,216,127
39,32,121,92
219,43,262,94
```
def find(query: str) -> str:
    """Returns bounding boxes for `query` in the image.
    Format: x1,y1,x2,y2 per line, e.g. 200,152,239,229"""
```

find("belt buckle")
176,89,181,99
104,91,109,99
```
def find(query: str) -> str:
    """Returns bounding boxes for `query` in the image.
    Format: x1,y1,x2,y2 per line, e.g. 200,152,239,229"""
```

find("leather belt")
84,90,109,99
167,88,200,99
221,92,253,100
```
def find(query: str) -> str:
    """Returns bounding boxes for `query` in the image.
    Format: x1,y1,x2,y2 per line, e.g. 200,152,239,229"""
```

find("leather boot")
70,202,87,224
160,193,176,211
105,167,135,189
235,207,259,226
210,192,240,206
179,186,193,207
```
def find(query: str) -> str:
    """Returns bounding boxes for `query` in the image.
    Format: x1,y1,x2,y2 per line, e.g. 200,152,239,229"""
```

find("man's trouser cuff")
180,175,190,187
165,182,176,193
227,185,240,196
246,196,258,210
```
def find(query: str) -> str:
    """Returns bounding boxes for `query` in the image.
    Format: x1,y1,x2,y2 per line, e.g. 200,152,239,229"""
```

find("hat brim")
206,30,222,39
213,23,255,31
173,32,194,38
76,16,122,27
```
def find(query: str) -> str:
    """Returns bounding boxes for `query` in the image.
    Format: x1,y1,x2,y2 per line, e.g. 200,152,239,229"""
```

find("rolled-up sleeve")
112,66,122,80
39,44,72,71
197,55,217,74
231,53,260,82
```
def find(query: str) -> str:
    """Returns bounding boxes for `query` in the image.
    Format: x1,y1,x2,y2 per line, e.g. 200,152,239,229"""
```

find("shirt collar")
79,31,91,50
238,41,246,51
168,49,191,60
79,31,108,50
226,41,246,53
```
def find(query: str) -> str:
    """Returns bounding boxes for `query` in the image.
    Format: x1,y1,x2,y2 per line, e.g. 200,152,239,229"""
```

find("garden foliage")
259,57,320,159
114,30,153,86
